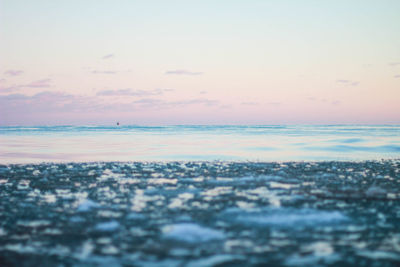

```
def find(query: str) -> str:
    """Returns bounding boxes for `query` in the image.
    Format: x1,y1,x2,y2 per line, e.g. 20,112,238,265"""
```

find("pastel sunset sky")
1,0,399,125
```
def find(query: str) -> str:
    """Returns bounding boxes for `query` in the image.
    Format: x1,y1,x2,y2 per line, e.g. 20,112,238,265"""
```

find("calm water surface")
0,125,399,163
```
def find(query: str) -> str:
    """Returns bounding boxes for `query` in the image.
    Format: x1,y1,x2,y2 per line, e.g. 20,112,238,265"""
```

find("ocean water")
1,129,400,266
0,125,399,163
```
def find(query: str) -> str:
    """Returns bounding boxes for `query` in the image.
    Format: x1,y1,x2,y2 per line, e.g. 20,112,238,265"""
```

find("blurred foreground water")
0,125,399,163
0,161,399,266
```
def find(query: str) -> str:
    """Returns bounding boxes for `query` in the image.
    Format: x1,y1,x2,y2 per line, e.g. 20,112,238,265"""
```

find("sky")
1,0,400,125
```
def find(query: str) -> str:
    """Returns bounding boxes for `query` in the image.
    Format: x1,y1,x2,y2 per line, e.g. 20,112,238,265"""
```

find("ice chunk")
126,212,145,220
148,178,178,185
357,250,400,260
304,242,334,256
17,220,51,227
225,208,348,228
75,240,94,260
101,245,119,255
0,227,7,236
186,255,244,267
77,199,99,212
365,186,386,197
94,221,120,232
269,182,298,189
162,223,224,243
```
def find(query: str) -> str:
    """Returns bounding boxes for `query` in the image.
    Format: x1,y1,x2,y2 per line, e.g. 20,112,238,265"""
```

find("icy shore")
0,160,399,266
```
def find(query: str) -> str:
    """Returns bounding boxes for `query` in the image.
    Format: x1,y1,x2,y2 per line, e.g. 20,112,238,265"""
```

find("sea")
1,125,400,266
0,125,399,163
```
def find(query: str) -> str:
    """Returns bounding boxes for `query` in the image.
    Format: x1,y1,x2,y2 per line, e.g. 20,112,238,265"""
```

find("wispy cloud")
394,75,400,78
4,70,24,76
91,70,117,74
388,62,400,67
132,97,219,108
0,91,220,116
170,98,218,107
219,104,232,109
25,79,52,88
0,86,17,93
102,54,114,60
1,91,77,111
97,88,173,97
241,101,259,105
165,70,203,75
0,79,51,93
128,97,220,109
267,102,281,106
132,98,164,107
336,79,359,86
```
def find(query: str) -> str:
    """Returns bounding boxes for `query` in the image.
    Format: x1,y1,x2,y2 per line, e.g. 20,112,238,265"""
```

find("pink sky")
1,1,400,125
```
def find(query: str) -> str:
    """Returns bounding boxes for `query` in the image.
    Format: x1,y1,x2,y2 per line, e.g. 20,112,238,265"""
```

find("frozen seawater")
162,223,224,243
0,160,399,266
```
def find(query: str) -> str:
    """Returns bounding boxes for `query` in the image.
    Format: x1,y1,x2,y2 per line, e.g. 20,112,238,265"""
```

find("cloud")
336,79,359,86
24,79,52,88
0,79,51,93
132,98,164,106
394,75,400,78
388,62,400,67
0,86,18,93
199,91,207,94
267,102,281,106
336,79,350,83
0,91,115,116
97,88,173,97
0,91,225,124
91,71,117,74
0,91,77,112
102,54,114,59
332,100,341,105
4,70,24,76
0,93,29,100
132,97,220,109
170,98,218,107
1,91,220,115
165,70,203,75
219,104,232,109
241,101,259,105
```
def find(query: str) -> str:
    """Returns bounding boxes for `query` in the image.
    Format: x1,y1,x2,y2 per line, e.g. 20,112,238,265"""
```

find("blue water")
0,125,399,163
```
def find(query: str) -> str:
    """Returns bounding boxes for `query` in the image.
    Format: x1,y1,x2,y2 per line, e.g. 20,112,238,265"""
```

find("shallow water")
1,125,399,163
